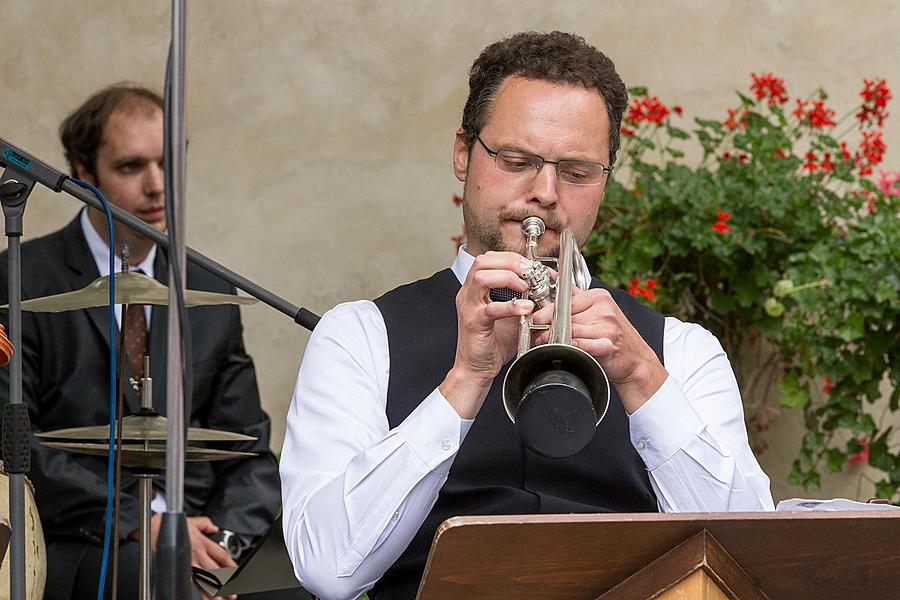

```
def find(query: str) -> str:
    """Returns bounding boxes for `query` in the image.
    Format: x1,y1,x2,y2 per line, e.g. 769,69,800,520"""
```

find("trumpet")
502,216,610,458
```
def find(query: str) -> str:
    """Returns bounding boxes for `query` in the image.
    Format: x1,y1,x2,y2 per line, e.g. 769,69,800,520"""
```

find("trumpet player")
281,31,774,600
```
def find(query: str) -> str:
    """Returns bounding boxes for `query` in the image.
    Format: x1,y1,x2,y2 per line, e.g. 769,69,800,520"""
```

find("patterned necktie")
124,303,148,380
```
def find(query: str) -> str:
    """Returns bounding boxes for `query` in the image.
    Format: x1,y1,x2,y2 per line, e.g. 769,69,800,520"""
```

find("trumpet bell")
502,343,610,458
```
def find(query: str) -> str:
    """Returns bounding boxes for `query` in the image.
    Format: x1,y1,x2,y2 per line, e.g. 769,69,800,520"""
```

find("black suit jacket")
0,215,280,546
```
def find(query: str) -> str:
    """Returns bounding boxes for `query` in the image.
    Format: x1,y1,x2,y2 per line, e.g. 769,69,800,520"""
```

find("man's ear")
452,128,470,183
73,162,97,186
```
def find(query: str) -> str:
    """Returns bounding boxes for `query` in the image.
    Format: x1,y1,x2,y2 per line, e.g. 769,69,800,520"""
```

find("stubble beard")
461,198,562,258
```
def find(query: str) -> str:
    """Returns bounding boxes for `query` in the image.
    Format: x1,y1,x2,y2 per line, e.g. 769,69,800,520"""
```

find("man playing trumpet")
281,31,774,600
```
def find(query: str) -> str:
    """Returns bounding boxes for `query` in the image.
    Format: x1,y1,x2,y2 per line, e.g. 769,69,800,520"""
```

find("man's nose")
526,162,559,208
145,163,165,196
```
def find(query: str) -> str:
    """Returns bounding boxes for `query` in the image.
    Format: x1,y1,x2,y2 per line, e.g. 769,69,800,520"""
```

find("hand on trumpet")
440,251,535,419
531,286,668,414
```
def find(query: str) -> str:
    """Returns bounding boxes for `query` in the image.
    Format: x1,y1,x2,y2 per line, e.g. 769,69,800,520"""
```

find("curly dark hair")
60,83,163,179
461,31,628,165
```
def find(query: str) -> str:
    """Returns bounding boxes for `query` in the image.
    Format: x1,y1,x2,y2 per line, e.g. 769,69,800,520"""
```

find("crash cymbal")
40,441,255,470
35,414,256,443
3,271,257,313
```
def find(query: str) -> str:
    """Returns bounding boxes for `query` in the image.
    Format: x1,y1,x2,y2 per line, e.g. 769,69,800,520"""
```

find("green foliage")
585,79,900,501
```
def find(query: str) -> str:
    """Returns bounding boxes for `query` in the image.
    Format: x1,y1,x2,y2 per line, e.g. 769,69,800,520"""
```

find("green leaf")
628,86,648,96
869,429,894,471
836,313,865,342
779,372,810,409
667,126,690,140
825,448,846,473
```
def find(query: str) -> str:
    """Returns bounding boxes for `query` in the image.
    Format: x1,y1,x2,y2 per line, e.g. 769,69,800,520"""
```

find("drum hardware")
502,216,611,459
38,355,256,600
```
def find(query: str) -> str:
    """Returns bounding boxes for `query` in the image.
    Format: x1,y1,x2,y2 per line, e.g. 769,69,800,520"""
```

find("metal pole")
155,1,192,596
138,474,152,600
7,238,25,600
164,0,187,520
1,174,34,600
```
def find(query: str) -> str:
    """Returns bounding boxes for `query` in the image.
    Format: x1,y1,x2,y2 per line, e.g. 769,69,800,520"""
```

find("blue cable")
71,179,117,600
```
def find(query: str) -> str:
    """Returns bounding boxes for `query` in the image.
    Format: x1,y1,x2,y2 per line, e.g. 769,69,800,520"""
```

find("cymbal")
3,271,257,313
35,414,257,443
40,441,256,470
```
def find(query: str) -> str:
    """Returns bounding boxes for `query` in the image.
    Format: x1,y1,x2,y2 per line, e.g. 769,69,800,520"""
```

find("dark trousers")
46,540,312,600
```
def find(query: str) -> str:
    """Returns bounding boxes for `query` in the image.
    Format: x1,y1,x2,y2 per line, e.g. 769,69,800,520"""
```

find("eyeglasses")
475,134,611,186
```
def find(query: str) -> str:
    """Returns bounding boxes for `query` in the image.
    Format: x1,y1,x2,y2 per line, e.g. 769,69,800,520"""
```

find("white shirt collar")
80,208,157,278
450,244,475,285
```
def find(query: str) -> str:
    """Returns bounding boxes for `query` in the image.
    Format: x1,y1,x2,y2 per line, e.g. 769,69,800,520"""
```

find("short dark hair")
461,31,628,165
59,83,163,178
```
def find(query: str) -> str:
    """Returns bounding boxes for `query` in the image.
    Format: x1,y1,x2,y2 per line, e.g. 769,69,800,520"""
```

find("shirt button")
440,438,452,451
636,439,648,450
391,511,399,520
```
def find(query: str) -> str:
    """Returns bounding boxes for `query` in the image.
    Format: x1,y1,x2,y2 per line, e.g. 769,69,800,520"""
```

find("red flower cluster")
846,436,870,465
822,375,833,394
803,151,835,173
839,142,853,161
712,211,731,233
792,99,837,129
857,130,886,175
723,107,749,130
620,125,635,137
722,152,748,164
857,78,891,127
750,72,789,105
628,278,657,301
625,95,670,125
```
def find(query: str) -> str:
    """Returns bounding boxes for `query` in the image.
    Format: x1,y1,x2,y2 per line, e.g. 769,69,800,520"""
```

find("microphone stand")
0,141,319,331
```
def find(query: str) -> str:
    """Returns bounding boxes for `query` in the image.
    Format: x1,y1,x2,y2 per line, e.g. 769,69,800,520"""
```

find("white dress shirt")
281,247,774,600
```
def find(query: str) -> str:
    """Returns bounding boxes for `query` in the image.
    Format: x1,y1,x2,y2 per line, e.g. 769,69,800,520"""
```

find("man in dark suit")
0,85,283,599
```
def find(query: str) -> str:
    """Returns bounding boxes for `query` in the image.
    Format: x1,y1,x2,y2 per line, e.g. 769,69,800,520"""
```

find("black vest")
371,269,663,599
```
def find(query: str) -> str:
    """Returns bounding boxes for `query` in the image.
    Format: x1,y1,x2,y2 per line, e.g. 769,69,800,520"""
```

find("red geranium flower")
620,125,635,137
713,211,731,233
673,105,683,116
857,78,892,128
626,95,670,125
627,278,657,302
723,107,749,130
750,72,789,105
857,130,886,175
822,375,833,394
803,151,818,172
795,99,837,128
846,436,870,465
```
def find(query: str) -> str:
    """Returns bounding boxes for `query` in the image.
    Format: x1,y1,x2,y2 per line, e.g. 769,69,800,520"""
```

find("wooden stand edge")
597,530,768,600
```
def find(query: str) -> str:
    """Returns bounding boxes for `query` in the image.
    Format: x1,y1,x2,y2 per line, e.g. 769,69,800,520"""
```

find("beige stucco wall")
2,1,897,503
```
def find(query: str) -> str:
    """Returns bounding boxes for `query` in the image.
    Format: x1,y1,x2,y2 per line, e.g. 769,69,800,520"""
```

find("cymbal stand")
0,168,40,600
136,356,156,600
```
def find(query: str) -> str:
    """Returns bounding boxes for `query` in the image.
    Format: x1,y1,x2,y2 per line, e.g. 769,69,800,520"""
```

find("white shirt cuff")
396,388,466,472
628,375,706,470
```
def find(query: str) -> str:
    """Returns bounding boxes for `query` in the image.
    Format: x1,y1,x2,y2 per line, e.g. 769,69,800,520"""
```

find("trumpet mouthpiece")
521,216,545,238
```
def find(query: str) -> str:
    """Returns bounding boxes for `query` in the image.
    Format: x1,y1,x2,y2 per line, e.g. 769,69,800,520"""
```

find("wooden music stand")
416,511,900,599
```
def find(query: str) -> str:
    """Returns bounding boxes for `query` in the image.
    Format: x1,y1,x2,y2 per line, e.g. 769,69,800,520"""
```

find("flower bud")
773,279,794,297
764,297,786,317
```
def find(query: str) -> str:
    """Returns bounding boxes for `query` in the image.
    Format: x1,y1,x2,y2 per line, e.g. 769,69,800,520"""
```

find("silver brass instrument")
502,216,610,458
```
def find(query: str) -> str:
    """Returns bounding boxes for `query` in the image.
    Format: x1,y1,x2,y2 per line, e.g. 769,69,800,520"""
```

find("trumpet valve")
523,261,554,308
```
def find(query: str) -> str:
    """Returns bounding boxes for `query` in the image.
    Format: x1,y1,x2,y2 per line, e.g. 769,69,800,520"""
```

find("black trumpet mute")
503,343,610,458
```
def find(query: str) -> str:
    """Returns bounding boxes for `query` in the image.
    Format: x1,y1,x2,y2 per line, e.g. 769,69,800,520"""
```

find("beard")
461,196,565,258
